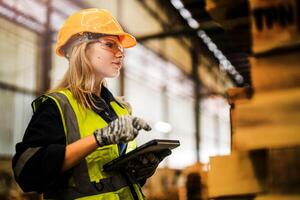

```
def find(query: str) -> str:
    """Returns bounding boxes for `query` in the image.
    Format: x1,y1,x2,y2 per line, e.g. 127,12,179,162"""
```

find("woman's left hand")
125,149,172,181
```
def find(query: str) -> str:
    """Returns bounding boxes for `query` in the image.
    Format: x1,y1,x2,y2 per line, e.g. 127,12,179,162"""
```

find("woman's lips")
112,62,121,69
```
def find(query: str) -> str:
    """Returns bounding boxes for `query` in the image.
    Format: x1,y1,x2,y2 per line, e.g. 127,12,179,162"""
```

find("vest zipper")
99,98,111,117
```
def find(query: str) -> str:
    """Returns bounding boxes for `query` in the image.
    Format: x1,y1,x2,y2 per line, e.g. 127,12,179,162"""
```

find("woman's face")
86,35,124,80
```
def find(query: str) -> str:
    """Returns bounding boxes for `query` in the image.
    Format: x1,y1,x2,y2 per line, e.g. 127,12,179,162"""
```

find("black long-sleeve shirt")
12,86,125,197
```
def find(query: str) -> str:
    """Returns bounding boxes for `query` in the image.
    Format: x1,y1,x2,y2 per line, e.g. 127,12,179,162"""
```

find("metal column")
191,47,201,162
39,0,53,93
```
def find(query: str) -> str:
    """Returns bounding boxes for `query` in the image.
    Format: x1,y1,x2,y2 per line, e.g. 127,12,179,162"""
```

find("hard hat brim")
118,33,137,48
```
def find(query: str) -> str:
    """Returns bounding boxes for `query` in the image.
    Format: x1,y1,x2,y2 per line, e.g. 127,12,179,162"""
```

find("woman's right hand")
93,115,151,146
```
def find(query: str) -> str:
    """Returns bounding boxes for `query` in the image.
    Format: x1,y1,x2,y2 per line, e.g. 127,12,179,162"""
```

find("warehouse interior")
0,0,299,199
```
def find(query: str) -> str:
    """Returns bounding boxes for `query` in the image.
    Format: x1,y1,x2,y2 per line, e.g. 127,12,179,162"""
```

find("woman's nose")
115,50,124,58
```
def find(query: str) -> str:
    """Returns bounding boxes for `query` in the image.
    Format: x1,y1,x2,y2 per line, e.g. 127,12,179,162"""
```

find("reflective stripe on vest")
13,147,41,177
44,90,143,200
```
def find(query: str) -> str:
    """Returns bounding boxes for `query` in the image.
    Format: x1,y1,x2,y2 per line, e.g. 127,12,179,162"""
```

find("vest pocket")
85,145,118,182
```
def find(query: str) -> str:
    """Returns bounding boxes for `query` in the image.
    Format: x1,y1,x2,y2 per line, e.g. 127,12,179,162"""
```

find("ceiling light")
154,121,172,133
197,30,244,84
179,8,192,19
170,0,184,9
187,18,199,29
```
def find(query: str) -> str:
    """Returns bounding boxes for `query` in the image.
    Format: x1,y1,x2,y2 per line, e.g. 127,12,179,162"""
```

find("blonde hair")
48,42,101,110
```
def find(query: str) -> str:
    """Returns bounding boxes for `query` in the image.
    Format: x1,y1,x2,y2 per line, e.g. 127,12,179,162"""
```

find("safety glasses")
63,33,125,59
95,38,124,54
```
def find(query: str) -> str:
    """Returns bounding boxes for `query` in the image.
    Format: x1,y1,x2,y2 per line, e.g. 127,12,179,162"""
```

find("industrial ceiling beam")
34,0,68,19
0,81,38,96
137,0,191,50
137,28,197,42
70,0,90,9
136,24,221,42
0,1,45,34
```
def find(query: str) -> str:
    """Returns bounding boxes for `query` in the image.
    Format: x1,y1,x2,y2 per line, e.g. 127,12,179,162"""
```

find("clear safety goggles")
92,38,124,54
63,33,124,59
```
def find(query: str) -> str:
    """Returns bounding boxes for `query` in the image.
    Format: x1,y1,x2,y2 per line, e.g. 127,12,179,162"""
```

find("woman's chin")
107,71,120,78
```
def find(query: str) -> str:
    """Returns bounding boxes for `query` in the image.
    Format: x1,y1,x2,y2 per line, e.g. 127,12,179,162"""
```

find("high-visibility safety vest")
33,89,145,200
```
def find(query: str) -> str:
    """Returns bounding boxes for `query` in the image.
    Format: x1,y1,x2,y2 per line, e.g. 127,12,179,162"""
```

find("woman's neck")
93,80,103,96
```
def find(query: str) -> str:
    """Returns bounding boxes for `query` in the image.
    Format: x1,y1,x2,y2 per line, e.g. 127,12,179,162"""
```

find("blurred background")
0,0,299,200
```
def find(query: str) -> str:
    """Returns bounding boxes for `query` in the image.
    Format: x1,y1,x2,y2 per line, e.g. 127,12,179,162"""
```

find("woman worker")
12,8,170,200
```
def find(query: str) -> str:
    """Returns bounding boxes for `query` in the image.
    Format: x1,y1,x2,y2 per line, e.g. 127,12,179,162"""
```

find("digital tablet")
103,139,180,172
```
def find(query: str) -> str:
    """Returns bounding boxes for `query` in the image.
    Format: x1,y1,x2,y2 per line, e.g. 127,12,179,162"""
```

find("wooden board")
232,88,300,150
208,151,266,197
250,52,300,92
255,194,300,200
250,0,300,54
268,148,300,193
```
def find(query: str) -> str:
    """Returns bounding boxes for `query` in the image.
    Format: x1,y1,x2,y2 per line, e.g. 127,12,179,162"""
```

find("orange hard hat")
55,8,136,57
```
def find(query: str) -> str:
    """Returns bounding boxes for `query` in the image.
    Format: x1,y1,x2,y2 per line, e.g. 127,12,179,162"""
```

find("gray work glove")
93,115,151,147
